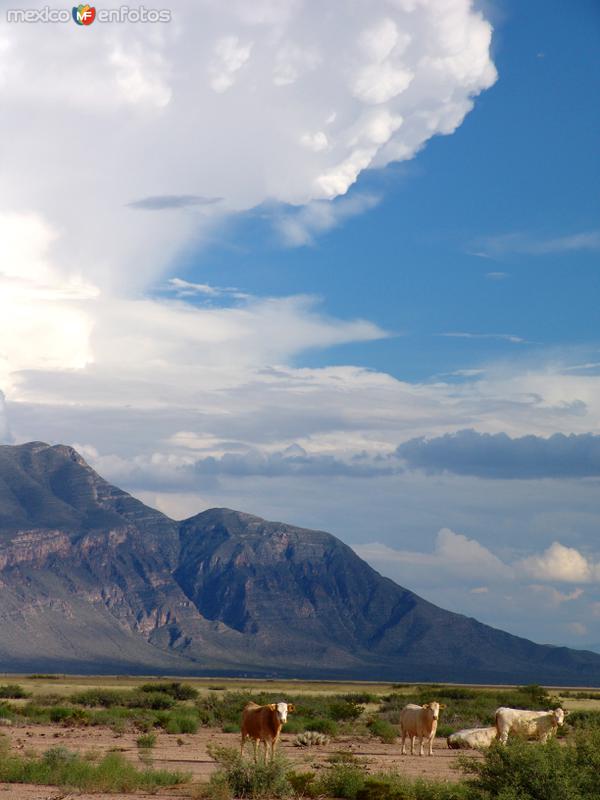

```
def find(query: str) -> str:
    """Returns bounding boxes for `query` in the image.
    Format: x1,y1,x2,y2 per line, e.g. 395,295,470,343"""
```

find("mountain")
0,441,599,684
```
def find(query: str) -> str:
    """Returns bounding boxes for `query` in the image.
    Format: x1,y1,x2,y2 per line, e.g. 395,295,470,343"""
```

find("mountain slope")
0,441,598,684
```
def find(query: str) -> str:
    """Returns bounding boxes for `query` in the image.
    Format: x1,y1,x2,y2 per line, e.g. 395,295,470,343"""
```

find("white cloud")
566,621,588,636
441,332,526,344
475,230,600,258
354,527,513,582
0,390,10,443
529,584,584,606
0,0,496,292
276,193,380,246
518,542,599,583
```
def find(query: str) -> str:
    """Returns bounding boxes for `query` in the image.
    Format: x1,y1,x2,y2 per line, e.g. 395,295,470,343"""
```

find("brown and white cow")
495,706,567,744
399,702,446,756
240,701,295,761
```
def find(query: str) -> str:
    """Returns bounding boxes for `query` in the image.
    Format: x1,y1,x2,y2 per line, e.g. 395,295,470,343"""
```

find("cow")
495,706,567,744
240,701,295,762
447,726,497,750
399,702,446,756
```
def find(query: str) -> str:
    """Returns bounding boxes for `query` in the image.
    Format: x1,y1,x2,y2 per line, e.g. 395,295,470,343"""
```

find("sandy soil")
0,722,483,799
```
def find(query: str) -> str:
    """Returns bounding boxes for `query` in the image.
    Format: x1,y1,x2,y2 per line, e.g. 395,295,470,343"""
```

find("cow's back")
241,703,279,742
399,704,426,736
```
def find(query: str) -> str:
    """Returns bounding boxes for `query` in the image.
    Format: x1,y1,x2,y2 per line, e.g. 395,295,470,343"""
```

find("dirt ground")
0,722,483,799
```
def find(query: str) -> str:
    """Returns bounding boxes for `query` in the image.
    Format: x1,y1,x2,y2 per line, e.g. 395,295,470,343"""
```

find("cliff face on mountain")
0,441,598,684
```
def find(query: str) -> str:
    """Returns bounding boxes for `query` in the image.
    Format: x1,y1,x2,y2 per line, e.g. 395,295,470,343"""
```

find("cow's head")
270,702,294,723
421,701,446,720
552,708,567,726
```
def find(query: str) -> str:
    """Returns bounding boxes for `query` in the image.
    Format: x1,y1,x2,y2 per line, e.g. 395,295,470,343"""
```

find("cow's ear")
268,704,276,710
287,704,295,713
422,703,430,709
563,709,570,716
439,704,447,709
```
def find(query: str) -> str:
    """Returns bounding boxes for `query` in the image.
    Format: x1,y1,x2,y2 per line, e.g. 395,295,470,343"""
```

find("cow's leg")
410,735,416,755
419,736,424,757
498,728,509,745
271,733,280,763
400,729,406,755
428,734,434,756
252,739,259,763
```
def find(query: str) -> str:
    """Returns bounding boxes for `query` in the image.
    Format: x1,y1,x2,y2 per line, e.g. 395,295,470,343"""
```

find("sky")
1,0,599,652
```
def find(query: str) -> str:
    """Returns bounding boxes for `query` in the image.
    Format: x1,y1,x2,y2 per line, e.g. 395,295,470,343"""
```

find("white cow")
447,726,497,750
399,702,446,756
495,707,567,744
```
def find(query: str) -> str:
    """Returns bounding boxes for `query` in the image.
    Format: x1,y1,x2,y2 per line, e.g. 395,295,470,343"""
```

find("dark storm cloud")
396,429,600,479
127,194,222,210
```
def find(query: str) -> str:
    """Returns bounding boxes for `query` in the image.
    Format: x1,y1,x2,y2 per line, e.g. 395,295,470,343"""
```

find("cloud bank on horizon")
1,0,599,651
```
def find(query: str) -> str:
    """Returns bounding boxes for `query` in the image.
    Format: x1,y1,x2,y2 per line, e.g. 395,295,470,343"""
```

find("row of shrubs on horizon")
2,681,600,739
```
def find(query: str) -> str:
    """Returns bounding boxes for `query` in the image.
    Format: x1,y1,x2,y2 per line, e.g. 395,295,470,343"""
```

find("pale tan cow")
447,726,497,750
399,702,446,756
495,706,567,744
240,701,295,762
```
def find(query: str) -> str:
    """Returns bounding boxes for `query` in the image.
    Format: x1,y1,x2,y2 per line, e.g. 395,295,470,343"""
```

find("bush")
70,688,175,710
136,733,157,749
49,707,88,725
315,762,366,799
139,682,199,701
0,746,188,791
287,770,318,797
207,745,291,798
367,717,397,743
309,718,338,736
165,712,199,734
222,722,240,734
0,684,30,699
462,729,600,799
329,700,364,721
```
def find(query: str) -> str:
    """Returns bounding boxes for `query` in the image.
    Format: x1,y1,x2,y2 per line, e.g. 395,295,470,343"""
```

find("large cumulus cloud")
0,0,496,289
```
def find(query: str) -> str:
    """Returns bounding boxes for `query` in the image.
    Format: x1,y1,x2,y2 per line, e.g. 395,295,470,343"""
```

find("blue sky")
1,0,600,652
178,0,600,381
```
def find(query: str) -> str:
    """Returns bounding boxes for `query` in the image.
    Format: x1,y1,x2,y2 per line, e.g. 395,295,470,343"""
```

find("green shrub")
136,733,157,749
309,718,338,736
165,712,199,734
329,700,364,721
207,745,291,798
70,688,175,710
28,674,59,680
287,770,317,797
342,692,379,704
222,722,240,734
0,746,188,791
49,707,88,725
139,681,198,701
462,729,600,799
315,762,366,799
368,717,397,743
0,684,30,699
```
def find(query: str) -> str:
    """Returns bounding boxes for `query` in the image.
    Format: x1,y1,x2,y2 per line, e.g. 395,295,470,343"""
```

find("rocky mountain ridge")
0,441,599,684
